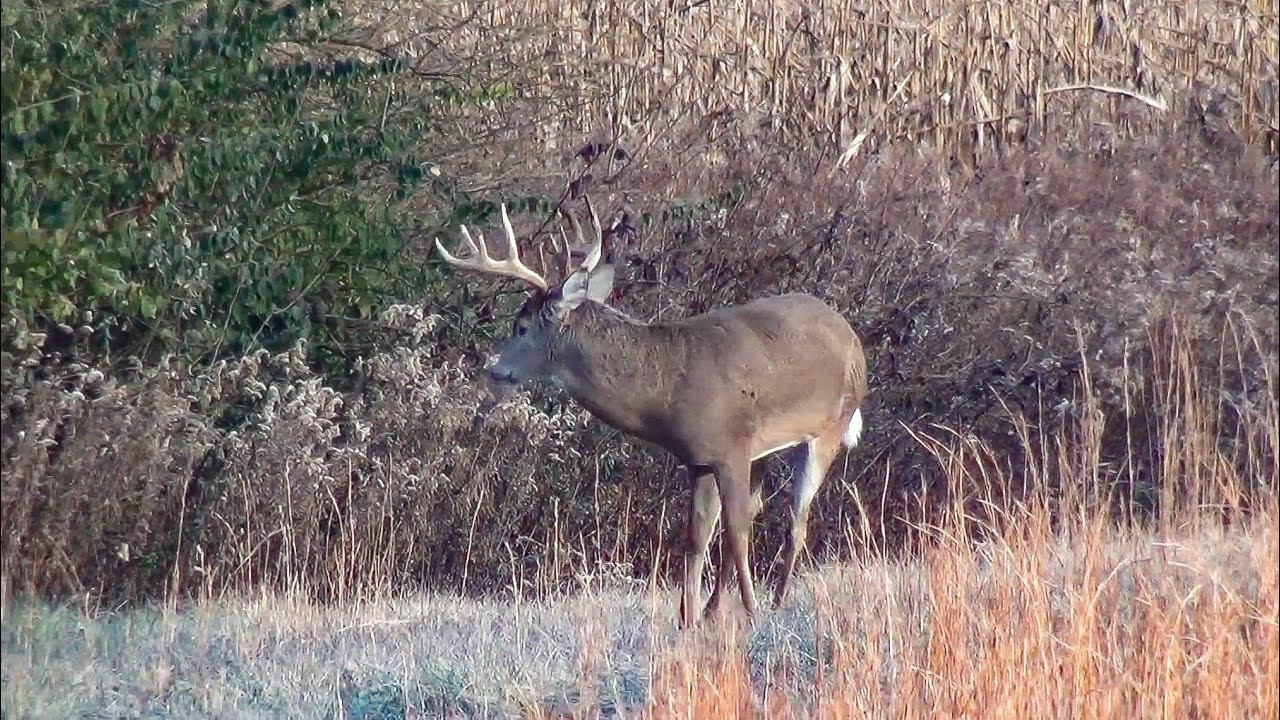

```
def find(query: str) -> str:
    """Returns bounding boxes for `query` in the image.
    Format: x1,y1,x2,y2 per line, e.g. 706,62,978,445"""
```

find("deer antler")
579,195,604,272
435,204,550,292
558,196,605,276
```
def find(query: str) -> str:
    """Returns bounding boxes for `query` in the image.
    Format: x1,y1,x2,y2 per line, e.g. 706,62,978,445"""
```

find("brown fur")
439,207,866,624
530,291,868,624
553,294,866,468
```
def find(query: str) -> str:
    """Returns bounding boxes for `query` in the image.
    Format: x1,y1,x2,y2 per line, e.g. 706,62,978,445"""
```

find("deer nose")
489,367,515,384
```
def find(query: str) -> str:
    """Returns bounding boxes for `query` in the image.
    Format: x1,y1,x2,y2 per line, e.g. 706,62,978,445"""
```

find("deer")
435,199,868,626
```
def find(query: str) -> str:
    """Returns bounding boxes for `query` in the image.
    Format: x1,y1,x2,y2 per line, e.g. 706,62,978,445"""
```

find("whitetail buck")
436,201,867,625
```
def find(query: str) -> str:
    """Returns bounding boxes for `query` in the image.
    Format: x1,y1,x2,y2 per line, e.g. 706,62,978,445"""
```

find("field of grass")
3,491,1274,718
2,0,1276,717
353,0,1278,165
5,335,1276,718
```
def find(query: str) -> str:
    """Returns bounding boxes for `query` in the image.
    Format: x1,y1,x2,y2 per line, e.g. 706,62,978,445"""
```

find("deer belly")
751,439,807,462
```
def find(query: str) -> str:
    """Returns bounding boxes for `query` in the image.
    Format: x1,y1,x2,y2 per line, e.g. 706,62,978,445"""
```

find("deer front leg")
680,470,721,627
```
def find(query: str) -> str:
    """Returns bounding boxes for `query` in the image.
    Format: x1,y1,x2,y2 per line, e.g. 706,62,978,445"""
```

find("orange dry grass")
644,635,762,719
2,331,1274,718
625,330,1278,719
630,508,1277,719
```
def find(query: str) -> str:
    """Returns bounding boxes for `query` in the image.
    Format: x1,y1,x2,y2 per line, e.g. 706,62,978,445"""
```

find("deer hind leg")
712,458,759,616
704,480,763,619
703,538,729,620
680,470,720,627
774,434,841,608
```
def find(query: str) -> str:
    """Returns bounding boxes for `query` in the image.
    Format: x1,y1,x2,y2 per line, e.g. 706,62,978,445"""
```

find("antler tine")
433,224,478,265
459,225,484,259
556,221,574,278
583,196,601,271
579,195,604,273
563,208,587,271
434,203,550,292
498,204,522,270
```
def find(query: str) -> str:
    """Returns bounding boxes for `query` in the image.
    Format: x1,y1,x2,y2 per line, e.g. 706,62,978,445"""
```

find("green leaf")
51,295,77,321
1,0,439,377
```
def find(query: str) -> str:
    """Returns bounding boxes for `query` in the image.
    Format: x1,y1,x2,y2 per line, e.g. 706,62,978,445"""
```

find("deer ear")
557,264,615,312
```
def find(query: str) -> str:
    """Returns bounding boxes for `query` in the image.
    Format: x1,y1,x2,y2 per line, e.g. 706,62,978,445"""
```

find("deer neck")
552,302,675,437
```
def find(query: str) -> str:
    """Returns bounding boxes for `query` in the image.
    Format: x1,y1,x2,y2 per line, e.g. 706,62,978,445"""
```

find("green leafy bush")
1,0,438,373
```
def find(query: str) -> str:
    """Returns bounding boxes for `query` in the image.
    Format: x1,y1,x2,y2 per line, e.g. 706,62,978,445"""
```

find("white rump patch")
842,408,864,448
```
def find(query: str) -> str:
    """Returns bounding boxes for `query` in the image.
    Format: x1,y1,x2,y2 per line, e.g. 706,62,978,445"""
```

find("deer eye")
515,323,529,337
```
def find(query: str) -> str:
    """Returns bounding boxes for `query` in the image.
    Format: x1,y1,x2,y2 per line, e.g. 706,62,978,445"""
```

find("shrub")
3,122,1275,603
0,0,443,375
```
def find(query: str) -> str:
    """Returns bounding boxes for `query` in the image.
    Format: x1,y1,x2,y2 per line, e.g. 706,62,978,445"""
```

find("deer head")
435,200,616,391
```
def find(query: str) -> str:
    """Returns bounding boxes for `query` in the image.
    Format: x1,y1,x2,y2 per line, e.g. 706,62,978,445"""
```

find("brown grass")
5,122,1275,604
2,331,1276,718
2,509,1273,718
338,0,1278,188
1,5,1277,714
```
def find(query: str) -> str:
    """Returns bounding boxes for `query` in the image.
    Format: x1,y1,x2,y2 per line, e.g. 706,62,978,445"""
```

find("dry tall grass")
3,124,1276,604
2,0,1277,614
343,0,1278,184
2,332,1275,718
636,328,1278,719
2,1,1276,715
